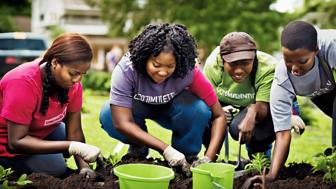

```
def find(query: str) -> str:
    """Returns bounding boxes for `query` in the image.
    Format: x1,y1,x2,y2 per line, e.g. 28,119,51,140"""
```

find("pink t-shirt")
189,67,217,107
0,59,83,157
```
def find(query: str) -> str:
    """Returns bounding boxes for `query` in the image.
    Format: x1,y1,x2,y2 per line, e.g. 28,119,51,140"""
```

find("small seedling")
107,153,121,166
313,147,336,183
0,165,32,188
244,153,270,175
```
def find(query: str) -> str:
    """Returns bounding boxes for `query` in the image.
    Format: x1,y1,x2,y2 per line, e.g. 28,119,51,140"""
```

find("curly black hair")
129,23,198,79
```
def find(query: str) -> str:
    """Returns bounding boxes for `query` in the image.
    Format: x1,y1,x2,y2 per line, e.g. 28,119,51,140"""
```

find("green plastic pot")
114,163,174,189
191,163,235,189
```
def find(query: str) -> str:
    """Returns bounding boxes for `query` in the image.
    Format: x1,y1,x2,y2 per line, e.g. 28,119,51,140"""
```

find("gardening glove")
163,145,191,177
68,141,101,163
79,167,96,179
291,115,305,135
222,105,239,124
191,156,212,167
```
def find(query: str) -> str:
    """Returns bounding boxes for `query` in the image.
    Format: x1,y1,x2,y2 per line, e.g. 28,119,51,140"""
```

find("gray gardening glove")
68,141,101,163
163,145,191,177
222,105,239,124
191,156,212,167
291,115,305,135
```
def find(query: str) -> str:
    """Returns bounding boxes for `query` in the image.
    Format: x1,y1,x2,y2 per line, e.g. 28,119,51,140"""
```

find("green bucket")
191,163,235,189
114,163,175,189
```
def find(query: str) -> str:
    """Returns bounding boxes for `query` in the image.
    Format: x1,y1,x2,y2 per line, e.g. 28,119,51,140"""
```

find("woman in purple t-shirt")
100,23,227,175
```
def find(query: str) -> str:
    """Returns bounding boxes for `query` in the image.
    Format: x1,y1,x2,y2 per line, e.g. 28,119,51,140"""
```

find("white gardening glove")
222,105,239,124
68,141,101,163
191,156,212,167
291,115,305,135
163,145,191,177
79,167,96,179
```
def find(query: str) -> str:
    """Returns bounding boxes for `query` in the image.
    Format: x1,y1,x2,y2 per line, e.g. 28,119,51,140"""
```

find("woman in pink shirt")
99,23,227,174
0,33,100,177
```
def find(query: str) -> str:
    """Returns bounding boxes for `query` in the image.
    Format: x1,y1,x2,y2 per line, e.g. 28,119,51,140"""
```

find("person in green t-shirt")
204,32,282,159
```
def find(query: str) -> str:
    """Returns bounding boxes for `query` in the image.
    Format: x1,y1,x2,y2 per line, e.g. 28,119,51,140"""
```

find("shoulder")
0,59,41,88
256,51,279,66
205,46,222,67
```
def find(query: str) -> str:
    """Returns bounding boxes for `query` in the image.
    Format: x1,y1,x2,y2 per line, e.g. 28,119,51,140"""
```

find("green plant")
0,165,32,188
313,147,336,183
107,153,121,166
0,166,13,183
244,153,270,175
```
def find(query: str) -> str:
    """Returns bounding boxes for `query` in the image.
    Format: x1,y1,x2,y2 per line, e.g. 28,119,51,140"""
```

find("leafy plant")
313,147,336,183
107,153,121,166
244,153,270,175
0,165,32,188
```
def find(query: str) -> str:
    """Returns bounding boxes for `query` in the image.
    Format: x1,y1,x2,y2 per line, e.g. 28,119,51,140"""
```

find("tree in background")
0,0,31,32
86,0,293,55
300,0,336,28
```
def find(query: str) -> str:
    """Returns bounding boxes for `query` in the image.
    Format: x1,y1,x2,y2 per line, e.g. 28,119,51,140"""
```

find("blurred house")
31,0,127,70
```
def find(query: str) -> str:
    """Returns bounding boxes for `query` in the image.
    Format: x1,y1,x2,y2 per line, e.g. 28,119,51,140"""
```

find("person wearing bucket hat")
99,23,227,176
243,21,336,188
203,32,304,161
0,33,101,178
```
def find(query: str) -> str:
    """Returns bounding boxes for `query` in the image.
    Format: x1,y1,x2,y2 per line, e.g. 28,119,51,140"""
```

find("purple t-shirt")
109,53,194,108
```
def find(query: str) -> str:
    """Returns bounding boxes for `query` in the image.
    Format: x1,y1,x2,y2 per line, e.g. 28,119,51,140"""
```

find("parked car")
0,32,48,77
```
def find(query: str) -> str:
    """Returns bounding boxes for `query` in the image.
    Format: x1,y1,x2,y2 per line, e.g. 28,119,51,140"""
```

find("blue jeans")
0,123,67,177
99,90,212,156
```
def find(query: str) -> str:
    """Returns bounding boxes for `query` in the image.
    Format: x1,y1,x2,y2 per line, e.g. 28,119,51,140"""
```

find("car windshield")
0,38,46,50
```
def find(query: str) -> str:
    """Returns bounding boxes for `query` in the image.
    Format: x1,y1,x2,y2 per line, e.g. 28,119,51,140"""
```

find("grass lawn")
68,92,333,168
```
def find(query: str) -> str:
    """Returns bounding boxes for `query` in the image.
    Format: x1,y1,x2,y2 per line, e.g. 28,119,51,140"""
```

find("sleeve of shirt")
67,83,83,113
1,79,38,125
109,61,134,108
318,30,336,69
270,79,295,132
255,66,275,103
189,67,218,107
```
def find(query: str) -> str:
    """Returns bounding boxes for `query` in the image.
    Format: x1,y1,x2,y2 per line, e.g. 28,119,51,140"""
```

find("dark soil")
10,155,335,189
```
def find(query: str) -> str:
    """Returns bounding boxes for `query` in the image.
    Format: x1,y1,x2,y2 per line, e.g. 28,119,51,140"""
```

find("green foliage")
107,153,121,166
0,166,13,183
244,153,270,175
0,165,32,188
81,70,111,93
86,0,293,55
300,0,336,28
46,25,66,40
313,147,336,183
0,0,31,32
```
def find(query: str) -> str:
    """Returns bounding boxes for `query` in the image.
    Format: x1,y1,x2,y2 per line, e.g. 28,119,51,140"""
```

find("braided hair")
39,33,92,115
129,23,198,79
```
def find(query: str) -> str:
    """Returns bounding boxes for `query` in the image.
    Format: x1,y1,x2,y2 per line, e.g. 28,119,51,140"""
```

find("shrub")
82,70,111,93
313,147,336,183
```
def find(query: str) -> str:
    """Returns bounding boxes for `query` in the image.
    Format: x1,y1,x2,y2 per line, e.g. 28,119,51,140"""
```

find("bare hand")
79,167,96,179
242,168,270,189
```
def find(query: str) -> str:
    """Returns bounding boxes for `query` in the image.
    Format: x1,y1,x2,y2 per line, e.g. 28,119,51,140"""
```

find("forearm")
205,102,226,160
205,121,225,160
268,130,291,180
9,135,70,154
248,102,269,124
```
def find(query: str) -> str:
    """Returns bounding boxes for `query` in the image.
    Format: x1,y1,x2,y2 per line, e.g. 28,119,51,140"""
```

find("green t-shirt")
204,46,277,107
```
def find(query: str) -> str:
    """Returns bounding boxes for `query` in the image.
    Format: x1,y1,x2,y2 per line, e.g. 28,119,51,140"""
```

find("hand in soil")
95,156,111,176
181,161,191,177
79,167,96,179
242,167,268,189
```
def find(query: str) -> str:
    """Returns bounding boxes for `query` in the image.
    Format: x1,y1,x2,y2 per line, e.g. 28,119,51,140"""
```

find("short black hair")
129,23,197,78
281,21,318,51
